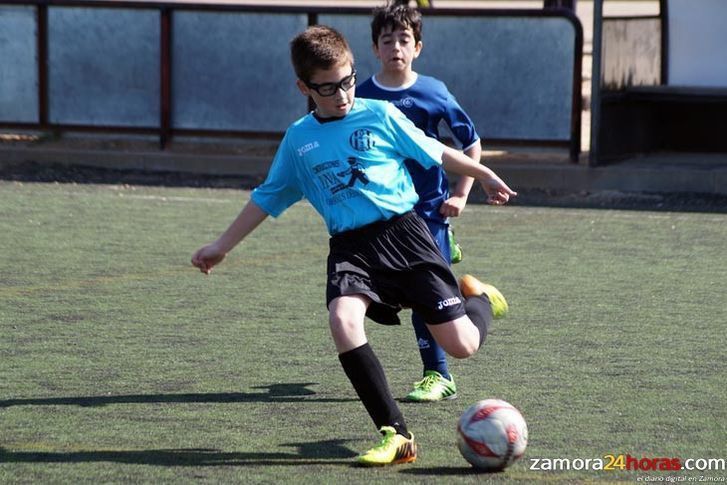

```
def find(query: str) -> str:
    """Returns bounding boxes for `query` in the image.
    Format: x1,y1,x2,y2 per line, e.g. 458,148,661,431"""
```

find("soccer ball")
456,399,528,471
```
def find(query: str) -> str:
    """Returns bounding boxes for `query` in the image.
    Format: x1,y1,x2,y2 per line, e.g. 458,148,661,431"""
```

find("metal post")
160,7,172,150
588,0,603,165
37,3,48,129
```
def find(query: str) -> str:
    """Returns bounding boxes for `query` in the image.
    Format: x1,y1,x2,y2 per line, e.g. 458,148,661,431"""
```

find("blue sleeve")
442,88,480,150
250,135,304,217
383,102,445,169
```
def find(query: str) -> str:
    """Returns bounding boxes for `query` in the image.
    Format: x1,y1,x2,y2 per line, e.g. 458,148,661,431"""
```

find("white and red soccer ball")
457,399,528,471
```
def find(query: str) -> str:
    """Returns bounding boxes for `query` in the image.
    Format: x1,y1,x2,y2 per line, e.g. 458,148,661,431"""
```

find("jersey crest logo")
399,97,414,109
349,129,375,152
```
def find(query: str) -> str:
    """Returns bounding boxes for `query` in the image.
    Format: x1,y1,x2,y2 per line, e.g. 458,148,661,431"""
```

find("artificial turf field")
1,180,725,483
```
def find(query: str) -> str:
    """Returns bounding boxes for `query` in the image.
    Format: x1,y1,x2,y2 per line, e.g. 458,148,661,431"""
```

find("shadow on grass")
0,439,358,466
0,383,356,408
400,466,503,476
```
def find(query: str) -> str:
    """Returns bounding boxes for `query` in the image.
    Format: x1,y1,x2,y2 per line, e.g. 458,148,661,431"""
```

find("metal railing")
0,1,582,160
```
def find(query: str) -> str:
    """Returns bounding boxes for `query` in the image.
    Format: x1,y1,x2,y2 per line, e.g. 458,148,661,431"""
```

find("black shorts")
326,211,466,326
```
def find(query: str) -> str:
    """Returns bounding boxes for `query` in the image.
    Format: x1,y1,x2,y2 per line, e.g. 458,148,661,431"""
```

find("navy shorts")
326,211,466,326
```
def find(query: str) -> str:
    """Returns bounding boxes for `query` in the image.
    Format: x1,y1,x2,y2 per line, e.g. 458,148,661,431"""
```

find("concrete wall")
667,0,727,87
601,17,661,90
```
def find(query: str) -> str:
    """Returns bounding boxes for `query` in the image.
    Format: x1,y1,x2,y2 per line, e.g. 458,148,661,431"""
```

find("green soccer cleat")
405,370,457,402
448,227,463,264
459,274,509,318
357,426,417,466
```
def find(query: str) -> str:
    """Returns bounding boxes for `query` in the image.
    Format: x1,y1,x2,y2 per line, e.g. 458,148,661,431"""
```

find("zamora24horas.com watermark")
529,454,726,474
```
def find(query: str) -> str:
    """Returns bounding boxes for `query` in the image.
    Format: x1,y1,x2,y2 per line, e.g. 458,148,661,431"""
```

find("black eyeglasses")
305,70,356,96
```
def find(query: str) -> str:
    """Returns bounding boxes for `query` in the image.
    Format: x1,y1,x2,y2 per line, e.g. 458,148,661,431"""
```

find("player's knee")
434,332,479,358
447,341,479,359
427,318,480,358
329,312,367,353
329,312,356,334
328,295,368,336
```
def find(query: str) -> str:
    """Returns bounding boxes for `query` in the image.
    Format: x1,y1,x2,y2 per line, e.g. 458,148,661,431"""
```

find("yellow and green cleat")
357,426,417,466
459,274,509,318
405,370,457,402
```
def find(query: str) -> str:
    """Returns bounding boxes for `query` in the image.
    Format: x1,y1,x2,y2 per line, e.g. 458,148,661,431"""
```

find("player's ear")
296,79,311,97
413,40,423,59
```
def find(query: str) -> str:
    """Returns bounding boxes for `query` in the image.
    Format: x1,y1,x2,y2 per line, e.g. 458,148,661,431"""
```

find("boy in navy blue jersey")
192,25,515,466
358,4,508,403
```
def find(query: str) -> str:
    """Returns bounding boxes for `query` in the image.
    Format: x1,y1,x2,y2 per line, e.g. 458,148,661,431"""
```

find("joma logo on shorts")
436,296,462,310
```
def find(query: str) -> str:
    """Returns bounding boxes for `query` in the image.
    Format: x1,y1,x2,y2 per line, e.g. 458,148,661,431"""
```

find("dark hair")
370,3,423,45
290,25,354,83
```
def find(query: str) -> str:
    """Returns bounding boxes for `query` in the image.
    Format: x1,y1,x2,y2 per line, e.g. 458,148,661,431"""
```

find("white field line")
113,193,232,204
22,188,727,222
53,189,236,204
467,206,727,223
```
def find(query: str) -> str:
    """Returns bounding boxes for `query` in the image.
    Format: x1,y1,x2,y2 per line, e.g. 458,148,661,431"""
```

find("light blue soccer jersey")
357,74,480,223
251,98,446,235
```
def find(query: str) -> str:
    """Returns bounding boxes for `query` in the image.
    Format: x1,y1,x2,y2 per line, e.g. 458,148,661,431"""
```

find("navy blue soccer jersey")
251,98,445,235
357,74,480,223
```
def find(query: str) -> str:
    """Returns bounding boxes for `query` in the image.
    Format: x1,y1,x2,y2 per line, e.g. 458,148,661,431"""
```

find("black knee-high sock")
465,294,493,347
338,343,408,437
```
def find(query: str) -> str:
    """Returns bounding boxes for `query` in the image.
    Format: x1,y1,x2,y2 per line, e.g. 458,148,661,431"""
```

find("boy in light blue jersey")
358,4,502,403
251,94,443,234
192,25,516,466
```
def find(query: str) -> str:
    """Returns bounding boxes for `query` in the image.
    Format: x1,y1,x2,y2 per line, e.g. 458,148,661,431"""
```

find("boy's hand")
480,177,517,206
191,242,227,275
440,195,468,217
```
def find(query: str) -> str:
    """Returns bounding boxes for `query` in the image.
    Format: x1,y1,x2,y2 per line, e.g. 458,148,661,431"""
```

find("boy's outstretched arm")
191,200,269,274
440,142,481,217
441,146,517,206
